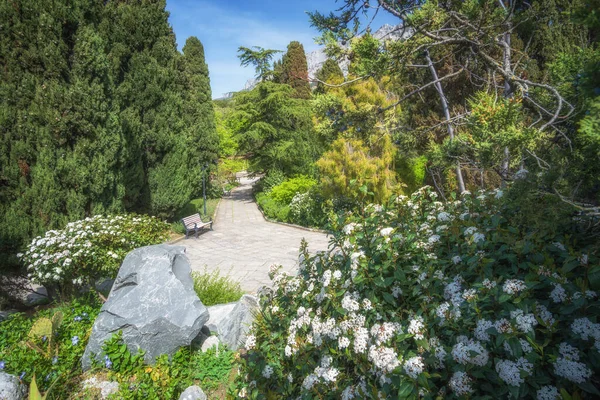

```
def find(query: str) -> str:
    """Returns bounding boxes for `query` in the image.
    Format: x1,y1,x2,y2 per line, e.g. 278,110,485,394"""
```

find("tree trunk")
425,51,466,193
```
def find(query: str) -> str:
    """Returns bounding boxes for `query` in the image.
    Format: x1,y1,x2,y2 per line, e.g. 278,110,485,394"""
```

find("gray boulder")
0,372,27,400
82,245,209,370
22,285,49,307
94,278,115,297
200,336,221,353
0,310,17,323
178,385,207,400
204,294,258,350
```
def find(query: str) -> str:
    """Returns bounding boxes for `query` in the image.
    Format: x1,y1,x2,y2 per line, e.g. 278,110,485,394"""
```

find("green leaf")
398,381,414,398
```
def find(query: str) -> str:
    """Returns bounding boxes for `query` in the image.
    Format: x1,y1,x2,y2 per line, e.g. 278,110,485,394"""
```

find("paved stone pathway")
182,176,330,293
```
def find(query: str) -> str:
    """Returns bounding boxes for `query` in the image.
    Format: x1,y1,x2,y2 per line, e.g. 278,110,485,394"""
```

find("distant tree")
230,82,319,175
314,58,344,94
281,41,312,99
237,46,282,81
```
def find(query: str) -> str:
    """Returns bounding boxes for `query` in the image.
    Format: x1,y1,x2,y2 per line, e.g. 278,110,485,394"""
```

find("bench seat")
181,213,213,238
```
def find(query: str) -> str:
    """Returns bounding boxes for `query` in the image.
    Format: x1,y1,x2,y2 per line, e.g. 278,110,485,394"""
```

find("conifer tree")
281,41,312,99
315,58,344,94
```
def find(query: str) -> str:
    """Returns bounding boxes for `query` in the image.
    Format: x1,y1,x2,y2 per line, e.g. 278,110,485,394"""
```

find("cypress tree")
281,41,312,99
315,58,344,94
0,0,219,271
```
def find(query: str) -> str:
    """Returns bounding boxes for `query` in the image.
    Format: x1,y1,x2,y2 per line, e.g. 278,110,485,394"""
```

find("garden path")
182,175,330,293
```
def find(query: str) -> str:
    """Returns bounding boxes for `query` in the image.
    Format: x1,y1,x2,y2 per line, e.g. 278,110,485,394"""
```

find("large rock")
203,294,258,350
0,372,27,400
178,385,207,400
82,245,209,370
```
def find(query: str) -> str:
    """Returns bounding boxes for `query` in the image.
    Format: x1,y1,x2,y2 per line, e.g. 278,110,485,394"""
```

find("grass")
192,268,245,306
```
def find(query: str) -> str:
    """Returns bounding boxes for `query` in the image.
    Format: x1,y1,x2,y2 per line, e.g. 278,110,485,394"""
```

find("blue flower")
52,356,58,365
82,312,88,317
104,355,113,369
45,373,51,381
71,336,79,346
19,372,26,380
0,361,5,370
74,316,82,322
42,335,47,342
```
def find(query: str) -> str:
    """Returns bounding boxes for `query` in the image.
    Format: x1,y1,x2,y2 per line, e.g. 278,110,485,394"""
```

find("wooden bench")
181,213,213,238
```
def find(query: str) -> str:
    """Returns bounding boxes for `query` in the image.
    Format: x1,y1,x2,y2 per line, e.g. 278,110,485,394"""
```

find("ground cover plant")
235,186,599,399
0,295,102,397
192,269,245,306
17,214,170,297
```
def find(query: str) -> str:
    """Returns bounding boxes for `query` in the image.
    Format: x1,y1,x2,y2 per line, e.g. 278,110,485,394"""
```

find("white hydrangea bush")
236,187,600,399
18,214,169,288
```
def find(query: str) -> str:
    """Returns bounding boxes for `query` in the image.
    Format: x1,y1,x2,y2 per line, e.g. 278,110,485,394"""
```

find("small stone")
178,385,207,400
0,372,27,400
82,377,119,399
203,294,258,350
0,310,18,323
201,336,221,353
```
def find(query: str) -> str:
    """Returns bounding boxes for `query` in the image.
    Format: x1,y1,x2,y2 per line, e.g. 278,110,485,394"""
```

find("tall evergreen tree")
0,0,218,272
281,41,312,99
315,58,344,94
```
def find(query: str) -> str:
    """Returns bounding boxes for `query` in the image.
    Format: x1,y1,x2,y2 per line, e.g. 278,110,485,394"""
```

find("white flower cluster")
368,345,400,374
452,338,489,366
449,371,473,396
20,214,166,285
408,316,426,340
510,310,537,333
502,279,527,295
536,386,560,400
403,356,424,379
495,357,533,386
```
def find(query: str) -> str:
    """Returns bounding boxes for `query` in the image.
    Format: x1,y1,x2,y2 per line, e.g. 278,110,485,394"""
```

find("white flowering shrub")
235,187,600,399
18,214,170,289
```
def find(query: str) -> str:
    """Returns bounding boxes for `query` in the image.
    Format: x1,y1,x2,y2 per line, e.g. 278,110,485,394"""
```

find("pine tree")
281,41,312,99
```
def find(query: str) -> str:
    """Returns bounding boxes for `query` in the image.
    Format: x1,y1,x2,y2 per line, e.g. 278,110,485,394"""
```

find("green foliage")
255,170,286,194
269,176,317,204
315,59,344,94
0,0,217,273
237,46,282,80
230,82,319,176
255,192,290,223
19,214,170,293
98,331,235,399
0,295,101,397
317,136,397,204
235,186,600,399
192,269,244,306
396,155,428,195
288,188,328,228
279,41,312,99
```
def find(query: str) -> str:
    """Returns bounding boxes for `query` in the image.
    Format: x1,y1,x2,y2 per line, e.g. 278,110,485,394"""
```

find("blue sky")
166,0,397,99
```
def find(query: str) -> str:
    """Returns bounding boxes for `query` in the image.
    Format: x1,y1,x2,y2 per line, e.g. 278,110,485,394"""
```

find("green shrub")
18,214,170,294
92,331,235,399
276,205,291,223
270,176,317,204
255,170,286,194
255,192,283,220
288,188,327,228
192,269,244,306
235,186,600,399
0,295,102,397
